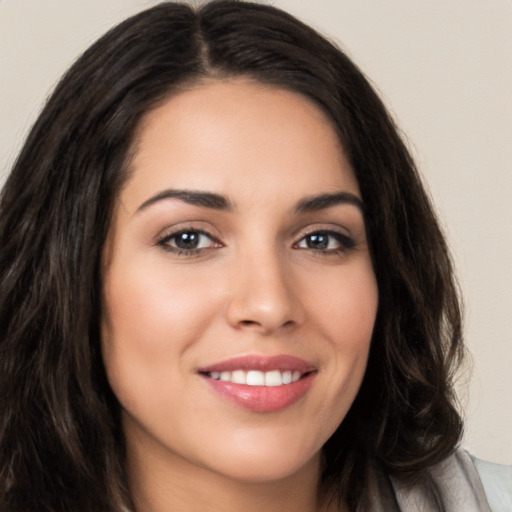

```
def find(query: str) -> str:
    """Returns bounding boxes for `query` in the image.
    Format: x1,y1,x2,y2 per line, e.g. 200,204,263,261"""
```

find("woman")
0,2,507,511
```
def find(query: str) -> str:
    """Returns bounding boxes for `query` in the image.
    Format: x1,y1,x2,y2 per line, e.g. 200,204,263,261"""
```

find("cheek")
331,266,378,383
100,259,224,402
306,259,378,346
302,261,377,418
102,259,218,350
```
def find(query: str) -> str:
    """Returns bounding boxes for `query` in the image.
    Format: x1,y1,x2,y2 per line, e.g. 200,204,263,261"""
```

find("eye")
157,229,221,254
295,230,354,253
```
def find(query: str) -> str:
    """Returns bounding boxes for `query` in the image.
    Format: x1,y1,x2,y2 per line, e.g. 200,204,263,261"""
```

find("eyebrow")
136,189,233,212
135,188,363,215
294,192,364,214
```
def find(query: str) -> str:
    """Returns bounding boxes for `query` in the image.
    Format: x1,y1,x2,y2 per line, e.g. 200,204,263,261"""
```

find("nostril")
237,319,296,330
240,320,258,327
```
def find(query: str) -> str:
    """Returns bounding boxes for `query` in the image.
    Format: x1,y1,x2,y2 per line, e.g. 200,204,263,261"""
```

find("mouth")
198,355,317,412
204,369,305,386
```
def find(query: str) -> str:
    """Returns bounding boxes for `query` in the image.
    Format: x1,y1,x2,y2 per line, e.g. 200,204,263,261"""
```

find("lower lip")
202,373,315,412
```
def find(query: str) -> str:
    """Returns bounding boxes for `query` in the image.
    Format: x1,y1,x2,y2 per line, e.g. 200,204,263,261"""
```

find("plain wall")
1,0,511,464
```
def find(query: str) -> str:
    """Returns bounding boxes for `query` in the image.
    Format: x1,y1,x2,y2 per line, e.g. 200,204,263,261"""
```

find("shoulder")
426,448,512,512
390,448,501,511
470,452,512,512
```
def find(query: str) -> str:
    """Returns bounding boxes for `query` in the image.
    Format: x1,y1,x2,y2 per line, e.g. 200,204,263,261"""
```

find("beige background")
1,0,511,464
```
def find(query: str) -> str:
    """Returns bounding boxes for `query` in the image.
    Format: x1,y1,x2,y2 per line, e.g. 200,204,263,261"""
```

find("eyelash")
156,228,222,256
294,230,355,254
156,228,355,256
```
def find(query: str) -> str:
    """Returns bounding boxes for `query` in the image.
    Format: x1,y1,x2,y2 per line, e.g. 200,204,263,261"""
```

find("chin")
196,428,324,484
212,451,320,484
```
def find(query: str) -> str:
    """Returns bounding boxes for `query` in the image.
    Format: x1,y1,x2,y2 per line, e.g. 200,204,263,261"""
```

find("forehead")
122,79,359,212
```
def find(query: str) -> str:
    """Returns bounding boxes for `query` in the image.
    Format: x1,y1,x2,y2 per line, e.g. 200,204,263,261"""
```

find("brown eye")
172,232,202,250
303,233,331,250
158,229,221,254
296,231,355,252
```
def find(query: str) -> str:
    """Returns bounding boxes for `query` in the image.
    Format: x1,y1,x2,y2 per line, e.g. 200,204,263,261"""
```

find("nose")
225,251,304,335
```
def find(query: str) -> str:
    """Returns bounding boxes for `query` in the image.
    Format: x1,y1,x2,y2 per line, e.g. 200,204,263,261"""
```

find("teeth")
264,370,282,386
246,370,265,385
207,369,305,386
231,370,246,384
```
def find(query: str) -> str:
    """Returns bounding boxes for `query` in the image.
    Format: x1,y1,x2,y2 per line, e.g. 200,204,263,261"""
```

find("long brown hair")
0,2,463,510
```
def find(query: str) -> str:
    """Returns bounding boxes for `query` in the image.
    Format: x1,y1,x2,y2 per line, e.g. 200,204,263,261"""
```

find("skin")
101,79,378,512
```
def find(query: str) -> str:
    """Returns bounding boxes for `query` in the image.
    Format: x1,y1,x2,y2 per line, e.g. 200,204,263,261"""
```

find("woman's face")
102,80,378,484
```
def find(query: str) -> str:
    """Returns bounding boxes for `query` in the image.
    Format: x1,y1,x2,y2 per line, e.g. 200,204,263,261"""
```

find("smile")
207,369,303,386
198,355,317,412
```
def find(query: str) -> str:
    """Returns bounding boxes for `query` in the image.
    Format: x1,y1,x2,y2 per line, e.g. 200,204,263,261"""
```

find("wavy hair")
0,2,464,510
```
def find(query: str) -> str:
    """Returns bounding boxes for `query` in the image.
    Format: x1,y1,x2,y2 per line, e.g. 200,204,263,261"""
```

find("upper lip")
197,355,317,374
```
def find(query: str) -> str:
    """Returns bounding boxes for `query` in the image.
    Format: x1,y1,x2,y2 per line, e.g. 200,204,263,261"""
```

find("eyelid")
154,220,220,242
294,223,352,241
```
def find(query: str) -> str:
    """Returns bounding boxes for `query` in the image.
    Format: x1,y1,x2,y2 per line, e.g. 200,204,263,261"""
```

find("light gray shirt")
391,449,512,511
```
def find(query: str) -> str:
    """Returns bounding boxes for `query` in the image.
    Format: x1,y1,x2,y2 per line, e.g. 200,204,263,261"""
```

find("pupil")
308,233,328,249
176,232,199,249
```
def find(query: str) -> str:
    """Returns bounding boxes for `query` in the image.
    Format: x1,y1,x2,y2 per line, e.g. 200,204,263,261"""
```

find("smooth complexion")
101,80,378,512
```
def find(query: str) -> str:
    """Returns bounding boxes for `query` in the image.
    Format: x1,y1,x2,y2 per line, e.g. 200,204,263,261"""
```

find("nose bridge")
226,242,302,333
